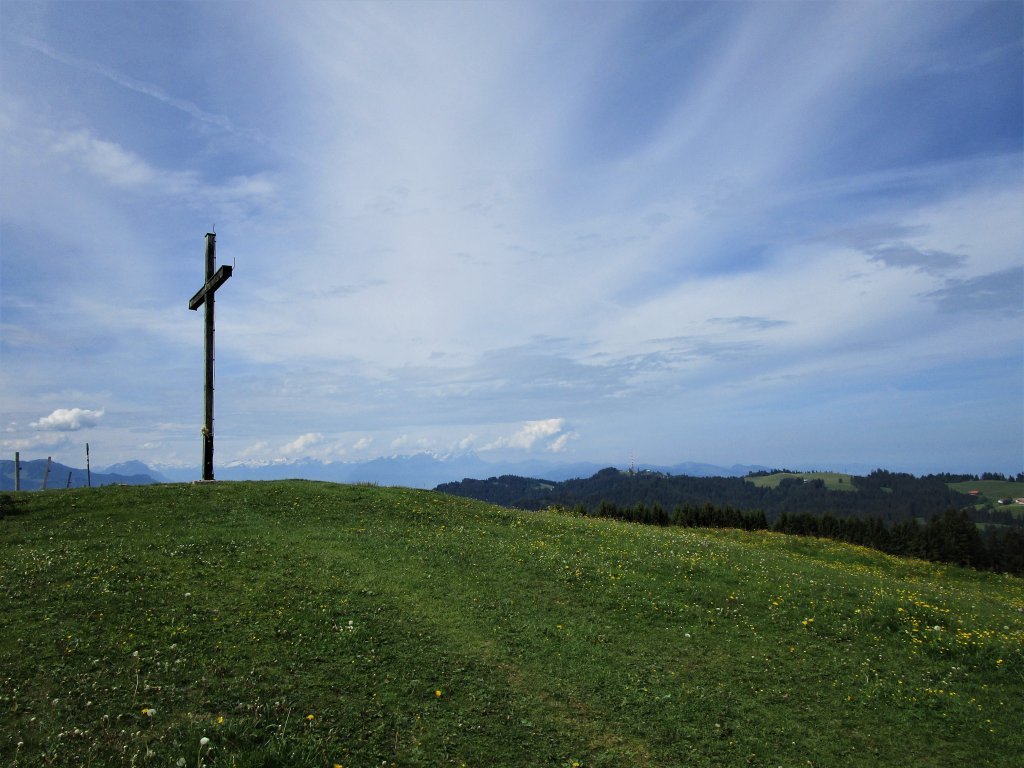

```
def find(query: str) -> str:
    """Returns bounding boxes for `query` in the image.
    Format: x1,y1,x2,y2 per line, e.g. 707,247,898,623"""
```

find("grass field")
948,480,1024,518
746,471,856,491
1,482,1022,767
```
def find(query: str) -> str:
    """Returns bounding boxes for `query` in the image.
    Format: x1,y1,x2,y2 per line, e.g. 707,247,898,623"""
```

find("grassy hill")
1,482,1022,767
948,480,1024,517
746,471,856,491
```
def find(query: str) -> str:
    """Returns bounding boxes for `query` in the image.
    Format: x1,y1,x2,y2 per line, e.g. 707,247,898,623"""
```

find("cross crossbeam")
189,264,233,310
188,232,232,481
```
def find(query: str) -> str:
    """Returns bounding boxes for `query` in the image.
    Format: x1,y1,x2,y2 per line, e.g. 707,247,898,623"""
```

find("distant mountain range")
154,455,775,488
0,458,160,491
1,453,776,491
103,460,172,482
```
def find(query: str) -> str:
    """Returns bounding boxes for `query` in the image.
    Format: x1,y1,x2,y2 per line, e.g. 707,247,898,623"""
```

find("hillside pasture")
949,480,1024,517
1,482,1021,767
746,471,856,491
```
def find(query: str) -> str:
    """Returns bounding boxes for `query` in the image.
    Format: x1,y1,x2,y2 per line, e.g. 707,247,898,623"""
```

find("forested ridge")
436,468,1008,522
437,468,1024,574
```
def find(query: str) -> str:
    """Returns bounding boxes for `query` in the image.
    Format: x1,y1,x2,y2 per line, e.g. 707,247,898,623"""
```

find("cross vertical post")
189,232,233,481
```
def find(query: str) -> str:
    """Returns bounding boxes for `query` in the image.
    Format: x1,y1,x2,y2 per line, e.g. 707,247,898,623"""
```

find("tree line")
438,468,1020,528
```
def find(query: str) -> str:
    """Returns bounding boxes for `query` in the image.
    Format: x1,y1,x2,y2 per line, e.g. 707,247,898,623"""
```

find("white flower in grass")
199,736,210,747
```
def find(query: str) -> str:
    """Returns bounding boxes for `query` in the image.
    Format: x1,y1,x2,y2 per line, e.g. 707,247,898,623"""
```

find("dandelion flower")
306,713,315,721
435,690,442,698
199,736,210,747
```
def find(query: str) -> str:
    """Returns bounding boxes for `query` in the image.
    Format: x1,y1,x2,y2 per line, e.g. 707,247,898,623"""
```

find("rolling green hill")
948,480,1024,517
746,471,856,491
2,482,1022,767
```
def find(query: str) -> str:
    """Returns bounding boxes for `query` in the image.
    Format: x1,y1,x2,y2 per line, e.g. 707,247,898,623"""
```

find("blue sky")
1,1,1021,475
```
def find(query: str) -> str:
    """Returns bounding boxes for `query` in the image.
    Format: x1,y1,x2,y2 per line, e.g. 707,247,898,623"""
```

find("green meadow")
948,480,1024,516
1,482,1021,767
745,471,855,491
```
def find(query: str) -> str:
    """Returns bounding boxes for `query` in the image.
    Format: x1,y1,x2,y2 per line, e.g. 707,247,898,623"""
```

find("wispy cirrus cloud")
51,130,157,187
865,244,966,275
1,431,73,454
15,35,242,136
47,126,277,210
923,267,1024,314
706,316,792,332
0,1,1019,474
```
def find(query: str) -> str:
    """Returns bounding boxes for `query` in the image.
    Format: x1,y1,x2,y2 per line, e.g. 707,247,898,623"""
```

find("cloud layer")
31,408,105,432
1,1,1021,474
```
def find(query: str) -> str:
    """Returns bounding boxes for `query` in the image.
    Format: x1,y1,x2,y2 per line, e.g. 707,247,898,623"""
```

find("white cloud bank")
483,418,575,453
31,408,105,432
0,2,1019,474
280,432,326,456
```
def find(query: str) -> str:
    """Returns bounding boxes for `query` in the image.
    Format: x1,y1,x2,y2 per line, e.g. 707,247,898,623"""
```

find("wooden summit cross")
188,232,233,481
